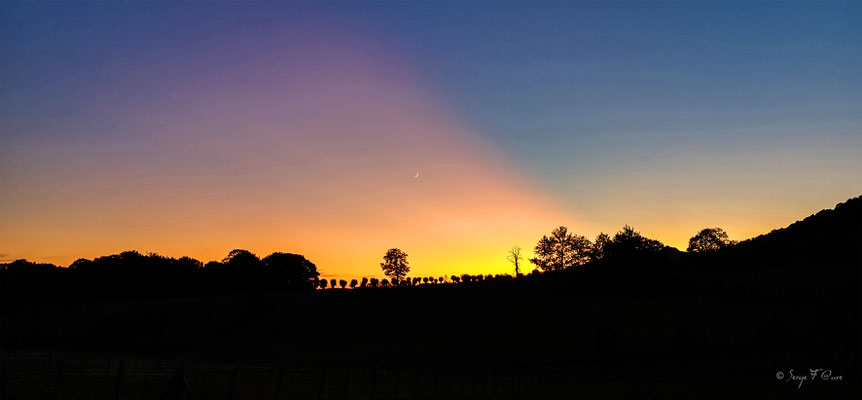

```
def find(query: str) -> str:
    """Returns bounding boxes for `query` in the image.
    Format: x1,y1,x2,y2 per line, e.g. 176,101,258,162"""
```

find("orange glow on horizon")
0,27,579,279
2,22,858,280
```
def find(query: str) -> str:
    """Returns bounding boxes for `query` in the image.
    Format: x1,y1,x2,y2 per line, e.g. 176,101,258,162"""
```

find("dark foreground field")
2,197,860,399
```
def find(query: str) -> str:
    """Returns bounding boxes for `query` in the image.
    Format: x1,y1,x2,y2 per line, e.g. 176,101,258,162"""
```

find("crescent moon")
414,172,420,178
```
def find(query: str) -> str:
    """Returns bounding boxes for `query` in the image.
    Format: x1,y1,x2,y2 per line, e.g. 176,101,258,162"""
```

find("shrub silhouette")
350,279,358,289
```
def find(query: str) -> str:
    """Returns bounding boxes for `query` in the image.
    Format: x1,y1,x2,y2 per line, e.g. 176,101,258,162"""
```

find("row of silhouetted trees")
0,226,739,298
1,249,321,300
315,273,518,289
522,225,736,273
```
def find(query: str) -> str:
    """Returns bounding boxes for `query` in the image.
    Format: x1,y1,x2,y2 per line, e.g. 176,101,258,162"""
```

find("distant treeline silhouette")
0,224,703,298
3,196,860,301
1,249,319,300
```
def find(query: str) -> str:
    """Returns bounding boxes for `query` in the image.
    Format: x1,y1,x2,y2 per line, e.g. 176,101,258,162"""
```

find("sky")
2,1,860,278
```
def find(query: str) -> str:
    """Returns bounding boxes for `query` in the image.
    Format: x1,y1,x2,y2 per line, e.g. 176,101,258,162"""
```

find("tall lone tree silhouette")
530,226,592,272
687,227,736,252
380,248,410,282
507,246,523,276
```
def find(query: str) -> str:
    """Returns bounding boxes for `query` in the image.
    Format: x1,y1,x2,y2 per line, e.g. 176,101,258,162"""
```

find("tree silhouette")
361,277,369,287
69,258,93,270
214,249,264,292
222,249,262,271
687,227,736,252
339,279,347,289
380,248,410,281
350,279,358,289
604,225,664,258
451,275,460,284
175,256,203,270
369,278,379,287
261,252,319,290
204,260,224,272
330,279,336,289
530,226,592,272
590,233,611,261
319,279,328,289
507,246,523,276
423,277,429,284
5,259,60,273
381,278,390,287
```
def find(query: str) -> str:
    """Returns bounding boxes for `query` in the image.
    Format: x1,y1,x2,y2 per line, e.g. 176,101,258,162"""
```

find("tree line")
519,225,736,274
1,249,320,300
1,225,736,298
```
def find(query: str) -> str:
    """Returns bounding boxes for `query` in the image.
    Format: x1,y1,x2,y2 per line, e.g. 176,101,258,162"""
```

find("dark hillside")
729,195,861,265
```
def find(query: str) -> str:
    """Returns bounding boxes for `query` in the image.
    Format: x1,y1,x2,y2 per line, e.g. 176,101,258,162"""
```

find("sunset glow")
2,2,860,279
